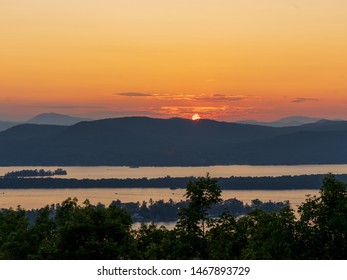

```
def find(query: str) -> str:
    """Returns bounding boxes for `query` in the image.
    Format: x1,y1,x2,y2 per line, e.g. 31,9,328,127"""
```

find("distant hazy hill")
27,113,91,126
0,117,347,166
0,113,92,132
236,116,323,127
0,121,19,132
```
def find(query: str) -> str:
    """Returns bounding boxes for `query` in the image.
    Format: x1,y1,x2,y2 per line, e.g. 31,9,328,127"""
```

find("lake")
0,188,319,211
0,164,338,210
1,164,347,179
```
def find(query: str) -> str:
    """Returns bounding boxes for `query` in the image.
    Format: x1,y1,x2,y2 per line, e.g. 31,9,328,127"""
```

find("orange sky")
1,0,347,121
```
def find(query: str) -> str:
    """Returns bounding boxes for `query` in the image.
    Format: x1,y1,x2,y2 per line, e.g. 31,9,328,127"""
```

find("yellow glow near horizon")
1,0,347,121
192,114,201,121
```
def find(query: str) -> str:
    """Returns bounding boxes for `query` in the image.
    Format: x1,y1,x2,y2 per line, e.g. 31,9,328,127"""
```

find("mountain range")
236,116,324,127
0,121,20,133
0,116,346,166
26,113,91,125
0,113,91,132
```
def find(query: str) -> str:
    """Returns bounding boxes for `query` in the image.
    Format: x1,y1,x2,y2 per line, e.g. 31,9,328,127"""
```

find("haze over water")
1,164,347,179
0,164,339,210
0,188,319,211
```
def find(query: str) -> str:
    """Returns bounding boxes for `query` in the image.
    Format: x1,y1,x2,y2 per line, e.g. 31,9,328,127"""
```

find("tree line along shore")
0,173,346,259
1,173,347,189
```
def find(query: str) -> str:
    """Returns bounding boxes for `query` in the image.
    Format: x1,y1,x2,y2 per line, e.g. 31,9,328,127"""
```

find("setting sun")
192,114,201,121
1,1,347,122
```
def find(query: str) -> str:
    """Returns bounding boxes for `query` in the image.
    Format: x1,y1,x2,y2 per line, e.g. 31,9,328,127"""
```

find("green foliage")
0,173,346,259
0,198,135,259
133,223,177,259
176,173,222,237
297,173,347,259
0,207,33,259
47,198,134,259
239,208,297,259
206,211,240,259
175,174,222,258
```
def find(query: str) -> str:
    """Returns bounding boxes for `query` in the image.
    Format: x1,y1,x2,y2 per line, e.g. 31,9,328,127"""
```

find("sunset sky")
1,0,347,121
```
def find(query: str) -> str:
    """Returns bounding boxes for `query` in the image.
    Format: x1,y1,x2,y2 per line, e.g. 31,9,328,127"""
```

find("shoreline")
0,173,345,190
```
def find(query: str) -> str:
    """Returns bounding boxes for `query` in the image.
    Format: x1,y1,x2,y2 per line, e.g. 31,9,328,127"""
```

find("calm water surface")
0,164,336,210
0,188,319,211
1,164,347,179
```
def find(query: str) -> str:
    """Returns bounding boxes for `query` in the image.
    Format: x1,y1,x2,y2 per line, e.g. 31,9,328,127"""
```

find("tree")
43,198,135,259
175,173,222,258
28,205,56,259
239,207,297,259
206,210,239,259
0,207,32,259
133,223,176,259
297,173,347,259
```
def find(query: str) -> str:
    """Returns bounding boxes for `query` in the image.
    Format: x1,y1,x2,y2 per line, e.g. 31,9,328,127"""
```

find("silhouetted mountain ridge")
236,116,325,127
27,113,91,125
0,121,20,133
0,117,347,166
0,113,92,132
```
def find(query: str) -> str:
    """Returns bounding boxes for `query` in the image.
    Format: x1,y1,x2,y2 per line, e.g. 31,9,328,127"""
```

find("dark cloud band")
117,92,153,97
291,98,319,103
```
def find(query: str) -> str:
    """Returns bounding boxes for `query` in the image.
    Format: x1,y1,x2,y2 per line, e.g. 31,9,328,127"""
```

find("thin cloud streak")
150,105,255,120
81,110,163,120
26,105,109,109
211,94,247,102
117,92,153,97
116,92,248,102
291,98,320,103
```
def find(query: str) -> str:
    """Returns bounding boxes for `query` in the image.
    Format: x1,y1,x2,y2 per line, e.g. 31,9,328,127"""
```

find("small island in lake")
3,168,67,178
